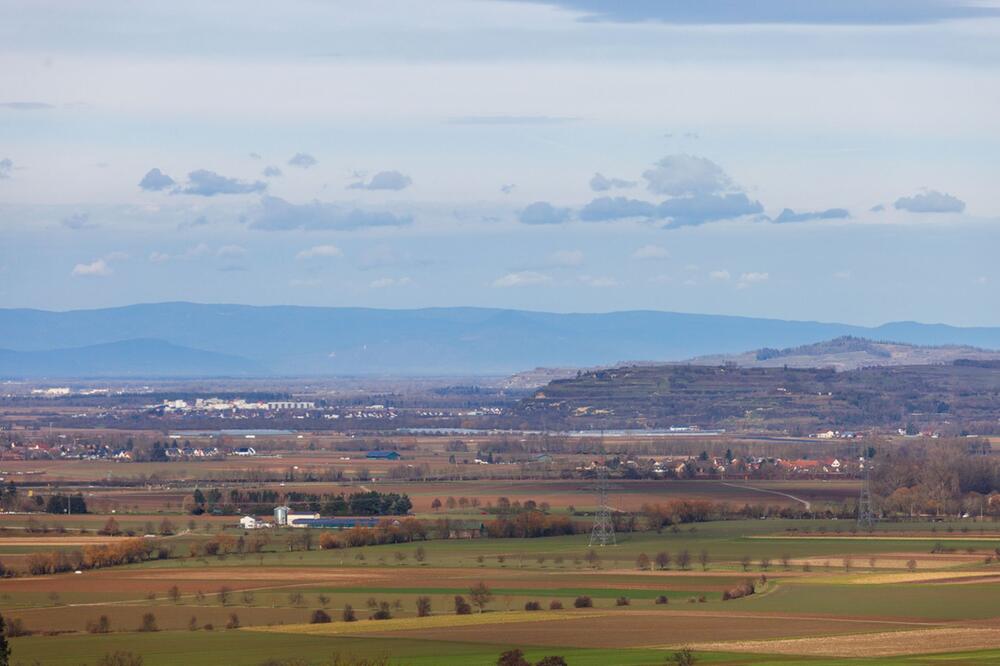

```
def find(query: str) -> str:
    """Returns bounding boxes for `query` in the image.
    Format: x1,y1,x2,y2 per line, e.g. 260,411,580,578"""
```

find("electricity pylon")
589,463,616,546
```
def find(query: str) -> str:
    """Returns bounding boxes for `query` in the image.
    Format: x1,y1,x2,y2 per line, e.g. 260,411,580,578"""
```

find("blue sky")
1,0,998,326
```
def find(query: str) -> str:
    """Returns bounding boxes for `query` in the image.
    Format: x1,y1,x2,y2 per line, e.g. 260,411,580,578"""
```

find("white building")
266,401,316,410
240,515,263,529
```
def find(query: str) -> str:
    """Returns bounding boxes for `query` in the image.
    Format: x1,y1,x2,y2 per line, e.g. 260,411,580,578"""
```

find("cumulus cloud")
549,249,584,267
138,168,176,191
519,201,571,225
643,154,732,196
870,204,886,213
296,244,342,260
578,196,656,222
0,158,12,179
500,183,516,194
262,165,283,177
590,172,636,192
348,170,412,191
71,259,112,277
149,251,170,263
658,192,763,228
288,152,318,168
894,190,966,213
178,170,266,196
492,271,552,287
246,195,412,231
709,270,731,281
61,212,95,230
773,207,849,224
370,276,413,288
633,244,669,260
249,152,262,160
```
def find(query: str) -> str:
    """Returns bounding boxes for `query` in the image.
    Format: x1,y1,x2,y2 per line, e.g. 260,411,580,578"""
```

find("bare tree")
468,581,493,613
416,596,432,617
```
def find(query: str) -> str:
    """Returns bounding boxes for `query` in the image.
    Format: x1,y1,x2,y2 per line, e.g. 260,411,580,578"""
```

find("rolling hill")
688,336,1000,371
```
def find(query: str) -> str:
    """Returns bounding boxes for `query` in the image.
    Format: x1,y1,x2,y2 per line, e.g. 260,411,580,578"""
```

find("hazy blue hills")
1,302,1000,377
0,338,264,378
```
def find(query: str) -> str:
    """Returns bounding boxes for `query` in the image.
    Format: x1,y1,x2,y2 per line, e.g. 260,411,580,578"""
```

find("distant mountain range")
2,302,1000,378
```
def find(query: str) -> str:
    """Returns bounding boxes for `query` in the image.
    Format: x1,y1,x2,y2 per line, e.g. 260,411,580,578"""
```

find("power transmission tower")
857,454,876,530
589,463,616,547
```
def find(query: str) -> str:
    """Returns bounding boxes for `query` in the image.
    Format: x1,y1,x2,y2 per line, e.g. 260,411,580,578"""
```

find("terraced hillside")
516,360,1000,433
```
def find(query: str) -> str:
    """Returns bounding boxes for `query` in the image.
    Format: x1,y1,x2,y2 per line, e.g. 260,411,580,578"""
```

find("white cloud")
632,244,669,260
894,189,965,214
185,242,210,257
370,276,413,289
492,271,551,288
709,269,731,281
579,275,621,288
216,245,247,257
149,251,170,263
549,249,584,267
288,152,318,168
643,154,732,196
71,259,112,277
296,244,343,260
739,271,769,283
834,270,852,280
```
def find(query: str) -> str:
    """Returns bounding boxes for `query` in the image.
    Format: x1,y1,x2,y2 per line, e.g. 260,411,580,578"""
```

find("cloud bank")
179,170,266,196
246,196,412,231
773,207,850,223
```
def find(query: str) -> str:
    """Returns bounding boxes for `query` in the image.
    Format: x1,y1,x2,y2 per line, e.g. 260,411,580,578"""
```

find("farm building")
272,506,321,526
290,517,383,529
365,450,401,460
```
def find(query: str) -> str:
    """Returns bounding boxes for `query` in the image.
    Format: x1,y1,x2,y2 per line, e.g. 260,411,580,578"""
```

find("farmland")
5,512,1000,664
3,389,1000,665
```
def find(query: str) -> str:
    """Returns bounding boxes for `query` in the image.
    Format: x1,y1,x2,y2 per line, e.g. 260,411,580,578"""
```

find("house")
240,515,264,529
365,450,401,460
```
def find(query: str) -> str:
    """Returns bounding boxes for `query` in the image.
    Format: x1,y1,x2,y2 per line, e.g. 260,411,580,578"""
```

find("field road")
719,482,811,510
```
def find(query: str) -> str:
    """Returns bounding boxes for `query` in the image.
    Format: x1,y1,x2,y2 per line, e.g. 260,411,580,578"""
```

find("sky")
1,0,999,326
